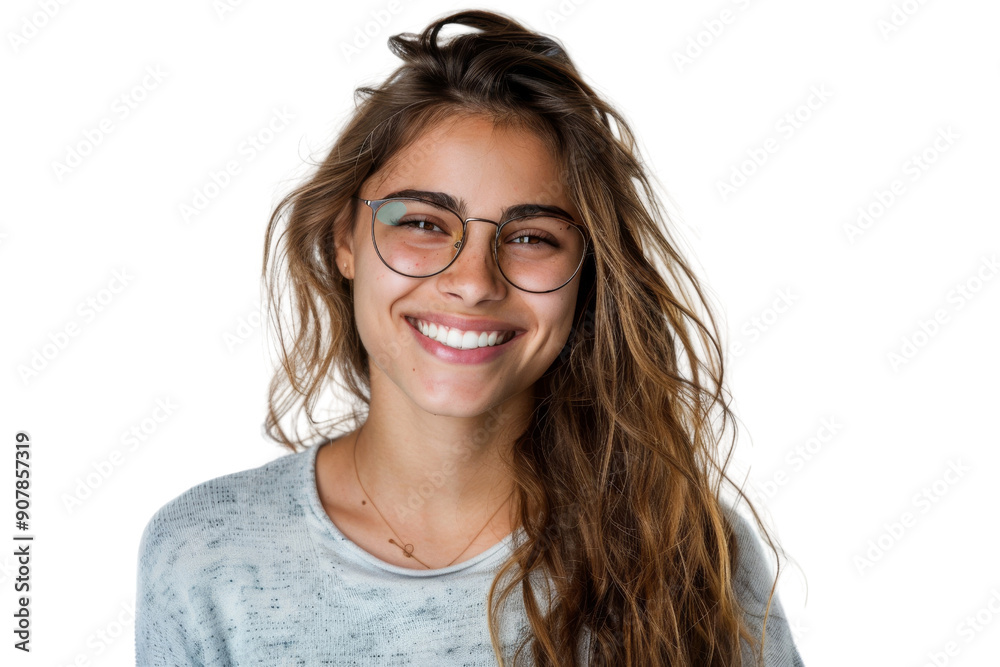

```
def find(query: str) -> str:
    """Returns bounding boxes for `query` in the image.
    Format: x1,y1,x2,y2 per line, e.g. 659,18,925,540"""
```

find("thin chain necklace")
352,424,514,569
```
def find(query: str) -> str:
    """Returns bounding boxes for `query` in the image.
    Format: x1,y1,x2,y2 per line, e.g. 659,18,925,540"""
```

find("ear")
333,205,357,280
335,240,355,280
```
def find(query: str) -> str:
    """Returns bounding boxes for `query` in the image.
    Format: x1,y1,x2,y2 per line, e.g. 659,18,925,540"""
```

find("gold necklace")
352,425,514,569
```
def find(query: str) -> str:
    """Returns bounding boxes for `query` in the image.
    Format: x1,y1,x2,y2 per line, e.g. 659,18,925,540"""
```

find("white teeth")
408,317,513,350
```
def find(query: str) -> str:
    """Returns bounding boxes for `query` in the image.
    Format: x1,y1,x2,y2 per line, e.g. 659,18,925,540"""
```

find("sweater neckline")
301,439,523,577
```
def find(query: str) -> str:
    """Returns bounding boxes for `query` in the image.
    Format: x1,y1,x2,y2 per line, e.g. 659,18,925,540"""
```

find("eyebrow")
380,188,577,223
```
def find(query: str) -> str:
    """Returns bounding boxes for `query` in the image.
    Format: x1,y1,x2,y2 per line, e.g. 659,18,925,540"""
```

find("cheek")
539,299,579,350
352,301,397,377
558,312,577,349
351,268,418,367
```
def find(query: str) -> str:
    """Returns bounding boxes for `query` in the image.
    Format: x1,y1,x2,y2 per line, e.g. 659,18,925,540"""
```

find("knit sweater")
135,440,805,666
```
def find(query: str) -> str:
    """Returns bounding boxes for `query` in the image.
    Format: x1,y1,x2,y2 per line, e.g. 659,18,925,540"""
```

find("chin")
411,387,496,417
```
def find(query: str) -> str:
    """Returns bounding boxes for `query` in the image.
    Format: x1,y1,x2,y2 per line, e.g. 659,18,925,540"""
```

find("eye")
506,230,558,246
398,218,446,234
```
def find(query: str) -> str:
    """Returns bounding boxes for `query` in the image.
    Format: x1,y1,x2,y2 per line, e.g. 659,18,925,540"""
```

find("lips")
405,316,515,350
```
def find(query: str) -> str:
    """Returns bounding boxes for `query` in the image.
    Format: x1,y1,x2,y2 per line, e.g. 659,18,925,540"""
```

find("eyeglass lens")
372,198,586,292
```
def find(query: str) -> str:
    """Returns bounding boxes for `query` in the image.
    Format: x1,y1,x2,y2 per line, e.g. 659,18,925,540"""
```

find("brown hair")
262,9,788,666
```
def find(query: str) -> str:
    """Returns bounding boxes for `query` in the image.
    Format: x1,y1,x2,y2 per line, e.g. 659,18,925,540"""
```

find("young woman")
136,10,805,666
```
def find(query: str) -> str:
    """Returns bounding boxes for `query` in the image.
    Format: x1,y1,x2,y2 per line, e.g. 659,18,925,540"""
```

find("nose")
437,218,507,300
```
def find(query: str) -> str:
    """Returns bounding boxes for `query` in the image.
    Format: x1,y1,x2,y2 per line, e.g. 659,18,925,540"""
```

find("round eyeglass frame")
353,195,591,294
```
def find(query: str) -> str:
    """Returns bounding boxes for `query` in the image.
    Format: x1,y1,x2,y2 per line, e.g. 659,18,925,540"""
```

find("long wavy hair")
261,9,787,666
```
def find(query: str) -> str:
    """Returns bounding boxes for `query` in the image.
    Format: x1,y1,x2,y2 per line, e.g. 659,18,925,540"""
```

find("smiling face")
335,113,583,418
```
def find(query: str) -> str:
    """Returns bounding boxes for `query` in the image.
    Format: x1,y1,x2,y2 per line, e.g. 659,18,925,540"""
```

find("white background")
2,0,999,665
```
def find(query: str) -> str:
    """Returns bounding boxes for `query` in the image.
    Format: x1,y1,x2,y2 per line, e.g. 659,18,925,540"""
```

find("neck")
351,393,527,538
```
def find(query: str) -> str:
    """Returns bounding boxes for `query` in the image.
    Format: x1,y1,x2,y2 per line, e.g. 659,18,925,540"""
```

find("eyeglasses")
353,196,589,293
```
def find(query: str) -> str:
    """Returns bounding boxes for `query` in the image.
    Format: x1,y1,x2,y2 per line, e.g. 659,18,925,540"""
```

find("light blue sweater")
135,441,805,665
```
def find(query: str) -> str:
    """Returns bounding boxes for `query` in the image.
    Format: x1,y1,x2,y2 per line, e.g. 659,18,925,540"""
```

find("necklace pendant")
390,538,416,557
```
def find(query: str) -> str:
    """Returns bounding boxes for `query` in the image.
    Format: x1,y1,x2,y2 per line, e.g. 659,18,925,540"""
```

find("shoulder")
721,502,781,606
135,448,311,664
719,501,805,666
137,446,309,565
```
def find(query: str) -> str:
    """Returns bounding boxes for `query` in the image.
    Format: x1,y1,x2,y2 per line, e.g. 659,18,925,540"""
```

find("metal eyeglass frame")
353,196,590,294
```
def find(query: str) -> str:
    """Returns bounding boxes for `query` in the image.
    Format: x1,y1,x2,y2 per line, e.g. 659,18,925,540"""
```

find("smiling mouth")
405,316,516,350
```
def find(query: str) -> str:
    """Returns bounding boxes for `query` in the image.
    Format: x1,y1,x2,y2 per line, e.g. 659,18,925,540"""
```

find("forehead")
363,114,578,221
